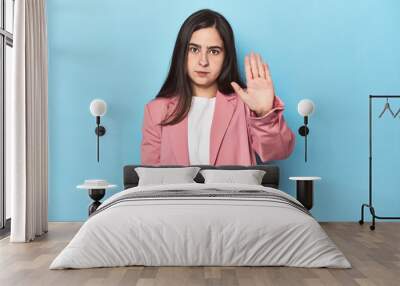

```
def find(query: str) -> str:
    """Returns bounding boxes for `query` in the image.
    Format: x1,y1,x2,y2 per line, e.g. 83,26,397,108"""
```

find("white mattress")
50,183,351,269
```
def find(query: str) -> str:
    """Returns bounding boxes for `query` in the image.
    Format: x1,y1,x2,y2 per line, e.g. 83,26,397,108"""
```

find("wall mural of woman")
141,9,295,166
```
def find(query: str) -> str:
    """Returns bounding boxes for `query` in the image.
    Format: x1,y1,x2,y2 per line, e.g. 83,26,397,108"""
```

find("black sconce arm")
94,116,106,162
298,116,309,162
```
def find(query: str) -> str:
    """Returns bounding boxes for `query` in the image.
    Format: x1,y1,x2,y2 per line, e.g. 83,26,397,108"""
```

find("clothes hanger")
378,98,395,118
393,105,400,118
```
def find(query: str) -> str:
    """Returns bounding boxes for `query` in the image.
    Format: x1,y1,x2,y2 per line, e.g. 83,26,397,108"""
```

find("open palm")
231,52,275,116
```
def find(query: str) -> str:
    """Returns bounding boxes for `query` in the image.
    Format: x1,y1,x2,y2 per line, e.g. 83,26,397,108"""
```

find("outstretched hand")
231,52,275,117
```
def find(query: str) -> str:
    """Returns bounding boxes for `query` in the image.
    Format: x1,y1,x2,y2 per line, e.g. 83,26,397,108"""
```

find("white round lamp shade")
297,99,315,116
90,99,107,117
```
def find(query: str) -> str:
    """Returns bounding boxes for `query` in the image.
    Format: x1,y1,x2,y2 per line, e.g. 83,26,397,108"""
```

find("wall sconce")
297,99,315,162
89,99,107,162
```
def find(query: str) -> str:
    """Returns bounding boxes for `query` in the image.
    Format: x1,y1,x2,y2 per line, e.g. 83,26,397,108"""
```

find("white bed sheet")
50,183,351,269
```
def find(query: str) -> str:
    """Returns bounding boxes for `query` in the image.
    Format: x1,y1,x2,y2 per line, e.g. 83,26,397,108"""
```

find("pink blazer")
141,90,295,166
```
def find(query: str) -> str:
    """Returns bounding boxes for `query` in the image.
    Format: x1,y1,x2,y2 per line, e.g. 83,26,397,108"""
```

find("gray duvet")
50,183,351,269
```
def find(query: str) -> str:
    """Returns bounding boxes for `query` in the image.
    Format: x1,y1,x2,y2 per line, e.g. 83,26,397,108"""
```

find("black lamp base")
95,126,106,136
298,125,309,136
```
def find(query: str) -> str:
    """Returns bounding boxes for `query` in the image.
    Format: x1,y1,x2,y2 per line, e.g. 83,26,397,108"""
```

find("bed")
50,165,351,269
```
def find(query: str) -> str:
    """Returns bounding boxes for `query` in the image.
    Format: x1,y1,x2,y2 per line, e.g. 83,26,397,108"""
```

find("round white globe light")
90,99,107,117
297,99,315,117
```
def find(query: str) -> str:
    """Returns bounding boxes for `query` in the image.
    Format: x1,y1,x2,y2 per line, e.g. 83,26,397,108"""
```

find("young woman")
141,9,295,166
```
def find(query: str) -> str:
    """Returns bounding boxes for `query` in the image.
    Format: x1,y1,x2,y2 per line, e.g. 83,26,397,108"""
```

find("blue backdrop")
46,0,400,221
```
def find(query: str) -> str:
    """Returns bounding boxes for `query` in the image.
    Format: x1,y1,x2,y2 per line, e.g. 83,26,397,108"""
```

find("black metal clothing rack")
359,95,400,230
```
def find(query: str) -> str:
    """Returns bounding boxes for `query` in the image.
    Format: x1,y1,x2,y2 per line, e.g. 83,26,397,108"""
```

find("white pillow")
200,169,266,185
135,167,201,186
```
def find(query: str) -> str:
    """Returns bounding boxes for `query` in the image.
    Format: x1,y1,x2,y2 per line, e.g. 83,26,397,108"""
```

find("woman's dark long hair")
156,9,245,126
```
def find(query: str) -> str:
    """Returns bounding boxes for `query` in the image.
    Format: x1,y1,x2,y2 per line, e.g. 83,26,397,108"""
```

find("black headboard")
123,165,279,189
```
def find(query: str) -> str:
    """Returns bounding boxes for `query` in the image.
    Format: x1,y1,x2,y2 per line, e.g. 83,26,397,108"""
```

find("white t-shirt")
188,96,216,165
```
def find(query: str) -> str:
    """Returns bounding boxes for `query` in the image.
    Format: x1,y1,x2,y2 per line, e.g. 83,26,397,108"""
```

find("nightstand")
77,180,117,216
289,177,321,210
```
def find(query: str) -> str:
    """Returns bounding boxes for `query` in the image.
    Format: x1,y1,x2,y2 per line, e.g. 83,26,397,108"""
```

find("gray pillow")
135,167,201,186
200,169,266,185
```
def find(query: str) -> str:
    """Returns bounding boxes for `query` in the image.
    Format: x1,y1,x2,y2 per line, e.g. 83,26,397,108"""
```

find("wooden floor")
0,222,399,286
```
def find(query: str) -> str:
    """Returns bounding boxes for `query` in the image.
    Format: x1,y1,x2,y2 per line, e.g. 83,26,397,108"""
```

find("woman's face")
186,26,225,90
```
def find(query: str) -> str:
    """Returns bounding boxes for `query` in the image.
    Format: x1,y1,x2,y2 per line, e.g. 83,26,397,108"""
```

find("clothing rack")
359,95,400,230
